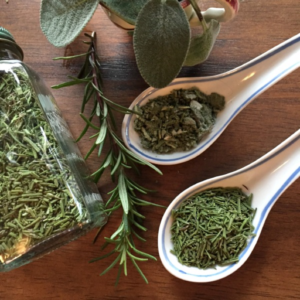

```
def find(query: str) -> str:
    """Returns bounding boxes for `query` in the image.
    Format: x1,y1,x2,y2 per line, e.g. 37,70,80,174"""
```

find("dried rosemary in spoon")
170,187,256,269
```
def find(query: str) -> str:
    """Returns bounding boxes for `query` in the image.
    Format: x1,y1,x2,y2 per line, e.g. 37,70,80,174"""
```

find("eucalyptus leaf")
133,0,191,88
184,19,220,66
40,0,99,47
100,0,148,25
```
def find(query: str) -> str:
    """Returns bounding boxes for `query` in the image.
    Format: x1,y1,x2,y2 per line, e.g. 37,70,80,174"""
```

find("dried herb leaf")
134,88,225,153
40,0,99,47
184,19,220,66
99,0,148,25
133,0,191,88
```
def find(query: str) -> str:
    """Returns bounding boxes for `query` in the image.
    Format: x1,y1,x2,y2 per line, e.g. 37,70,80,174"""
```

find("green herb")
40,0,100,48
52,32,163,284
40,0,225,88
133,88,225,153
100,0,149,25
170,187,256,269
184,19,220,67
133,0,191,88
0,68,88,264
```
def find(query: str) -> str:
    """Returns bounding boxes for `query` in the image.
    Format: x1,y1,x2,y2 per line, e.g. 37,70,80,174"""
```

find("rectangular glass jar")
0,59,107,272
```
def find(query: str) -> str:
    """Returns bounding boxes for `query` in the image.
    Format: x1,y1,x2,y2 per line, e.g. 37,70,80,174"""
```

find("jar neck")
0,39,23,61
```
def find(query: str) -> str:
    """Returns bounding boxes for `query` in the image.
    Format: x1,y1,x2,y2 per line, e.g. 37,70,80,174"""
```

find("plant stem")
52,31,163,284
189,0,208,30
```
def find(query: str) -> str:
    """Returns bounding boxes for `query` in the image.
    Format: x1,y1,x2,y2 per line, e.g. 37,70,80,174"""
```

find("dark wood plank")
0,1,299,299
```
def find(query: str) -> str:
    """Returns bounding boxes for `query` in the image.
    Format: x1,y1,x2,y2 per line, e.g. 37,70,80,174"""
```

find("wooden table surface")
1,1,299,299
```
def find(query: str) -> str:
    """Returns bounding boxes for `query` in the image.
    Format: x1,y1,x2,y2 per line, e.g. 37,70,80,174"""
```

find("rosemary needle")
53,32,163,284
171,187,256,269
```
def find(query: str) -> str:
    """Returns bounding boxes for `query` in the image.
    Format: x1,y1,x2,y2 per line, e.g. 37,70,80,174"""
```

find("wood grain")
0,1,299,299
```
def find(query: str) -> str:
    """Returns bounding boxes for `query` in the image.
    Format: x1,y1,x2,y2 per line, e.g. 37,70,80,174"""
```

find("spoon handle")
225,34,300,107
239,129,300,208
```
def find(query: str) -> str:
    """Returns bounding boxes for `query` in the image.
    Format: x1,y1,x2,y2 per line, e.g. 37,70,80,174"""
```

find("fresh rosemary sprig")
52,32,163,284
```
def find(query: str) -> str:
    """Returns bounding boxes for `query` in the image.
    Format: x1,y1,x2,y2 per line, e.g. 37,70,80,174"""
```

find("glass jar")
0,27,107,271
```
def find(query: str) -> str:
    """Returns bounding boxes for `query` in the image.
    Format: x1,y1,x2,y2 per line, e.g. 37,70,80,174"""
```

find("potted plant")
40,0,239,88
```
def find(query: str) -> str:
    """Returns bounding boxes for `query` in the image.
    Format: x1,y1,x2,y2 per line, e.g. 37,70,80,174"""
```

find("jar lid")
0,27,15,42
0,26,24,60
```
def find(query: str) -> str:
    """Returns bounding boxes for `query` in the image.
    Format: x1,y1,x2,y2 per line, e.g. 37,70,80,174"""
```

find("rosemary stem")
53,31,162,285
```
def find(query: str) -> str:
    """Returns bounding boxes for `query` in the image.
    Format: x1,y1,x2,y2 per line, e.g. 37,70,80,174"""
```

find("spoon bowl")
158,129,300,282
122,34,300,165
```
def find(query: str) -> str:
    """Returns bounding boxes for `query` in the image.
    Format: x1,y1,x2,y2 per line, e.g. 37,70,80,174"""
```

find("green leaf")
123,213,130,233
80,113,100,130
131,208,145,219
126,178,156,193
131,247,157,261
131,197,166,208
104,202,121,212
92,83,137,114
104,237,121,244
132,229,146,242
40,0,99,47
111,151,122,175
184,19,220,67
81,82,94,113
111,222,124,240
51,77,93,89
106,188,119,207
100,253,122,276
99,0,148,25
118,173,129,214
84,142,97,160
129,256,148,284
89,250,116,263
96,121,107,144
110,131,162,175
115,265,123,286
90,150,112,177
133,0,191,88
127,251,148,262
129,217,147,231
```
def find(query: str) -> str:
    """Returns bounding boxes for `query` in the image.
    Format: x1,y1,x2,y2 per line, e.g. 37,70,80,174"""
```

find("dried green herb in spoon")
134,88,225,153
170,187,256,269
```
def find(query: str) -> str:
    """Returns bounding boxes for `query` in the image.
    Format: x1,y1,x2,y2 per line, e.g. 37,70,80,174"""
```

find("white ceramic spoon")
158,129,300,282
122,34,300,165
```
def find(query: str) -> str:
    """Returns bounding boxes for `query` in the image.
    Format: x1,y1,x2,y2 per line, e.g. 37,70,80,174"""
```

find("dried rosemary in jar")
134,88,225,153
0,27,106,271
170,187,256,269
